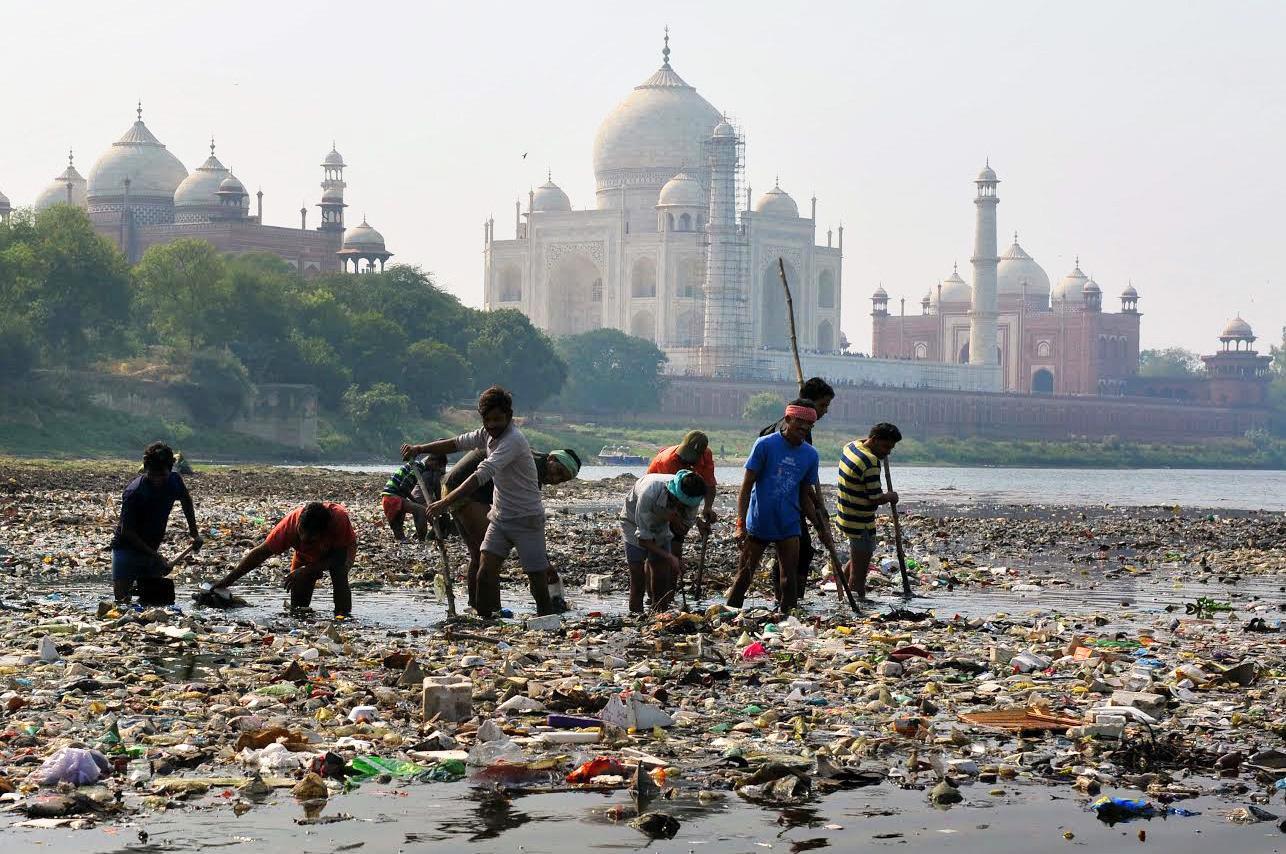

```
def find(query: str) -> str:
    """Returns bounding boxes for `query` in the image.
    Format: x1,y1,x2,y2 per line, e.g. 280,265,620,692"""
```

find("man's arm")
401,438,459,460
213,542,274,589
428,472,481,517
735,468,756,541
801,482,835,548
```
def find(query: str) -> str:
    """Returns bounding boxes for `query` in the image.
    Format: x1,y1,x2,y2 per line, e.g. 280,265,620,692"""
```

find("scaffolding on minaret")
698,117,751,378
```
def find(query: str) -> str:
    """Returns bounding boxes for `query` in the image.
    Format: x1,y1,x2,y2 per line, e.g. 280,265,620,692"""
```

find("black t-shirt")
446,449,550,507
111,473,190,552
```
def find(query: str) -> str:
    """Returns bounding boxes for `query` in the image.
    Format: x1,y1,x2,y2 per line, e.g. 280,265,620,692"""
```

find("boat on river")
597,445,646,465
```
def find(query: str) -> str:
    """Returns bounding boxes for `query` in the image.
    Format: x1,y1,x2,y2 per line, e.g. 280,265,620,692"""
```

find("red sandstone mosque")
14,104,393,274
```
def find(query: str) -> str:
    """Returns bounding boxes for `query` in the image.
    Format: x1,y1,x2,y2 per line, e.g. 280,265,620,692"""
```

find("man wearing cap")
728,398,836,614
621,470,709,612
647,430,718,558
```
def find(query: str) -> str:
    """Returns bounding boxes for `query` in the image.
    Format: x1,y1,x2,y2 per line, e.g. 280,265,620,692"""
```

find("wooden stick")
777,257,805,390
694,529,709,602
825,544,863,616
409,461,456,618
882,458,913,599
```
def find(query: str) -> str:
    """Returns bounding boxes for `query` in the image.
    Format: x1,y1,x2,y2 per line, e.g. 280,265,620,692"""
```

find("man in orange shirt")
211,501,358,618
647,431,718,560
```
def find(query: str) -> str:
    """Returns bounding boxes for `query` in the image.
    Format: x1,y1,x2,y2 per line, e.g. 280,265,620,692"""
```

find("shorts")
481,514,549,574
381,495,405,521
847,531,877,555
746,533,800,546
111,548,164,583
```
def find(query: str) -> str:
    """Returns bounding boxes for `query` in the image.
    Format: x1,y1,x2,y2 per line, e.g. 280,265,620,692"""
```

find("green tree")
1138,347,1203,378
743,391,785,423
1268,325,1286,436
218,253,296,376
342,311,409,388
282,332,352,408
400,340,473,416
554,328,667,414
466,309,567,410
134,239,229,351
0,205,131,365
176,349,253,426
0,319,36,384
342,382,410,442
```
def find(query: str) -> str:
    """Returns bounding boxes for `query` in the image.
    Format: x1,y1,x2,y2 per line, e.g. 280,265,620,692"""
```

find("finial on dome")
547,168,552,182
1013,230,1019,243
1075,255,1080,267
68,149,74,167
953,261,958,274
210,136,216,156
985,156,990,168
662,26,670,65
136,100,143,122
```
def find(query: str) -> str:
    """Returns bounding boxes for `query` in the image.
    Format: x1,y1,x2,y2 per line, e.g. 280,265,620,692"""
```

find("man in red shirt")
211,502,358,618
646,431,718,561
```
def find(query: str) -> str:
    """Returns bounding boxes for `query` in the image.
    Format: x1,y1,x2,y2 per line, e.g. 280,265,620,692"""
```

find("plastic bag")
347,755,424,781
34,747,112,786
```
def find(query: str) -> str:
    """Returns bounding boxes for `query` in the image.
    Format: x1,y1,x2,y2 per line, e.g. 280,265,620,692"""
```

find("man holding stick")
727,399,837,614
402,386,555,618
837,422,903,600
110,442,203,605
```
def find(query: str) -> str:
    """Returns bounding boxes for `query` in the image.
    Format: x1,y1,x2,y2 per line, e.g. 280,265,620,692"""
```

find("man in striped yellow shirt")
836,422,902,600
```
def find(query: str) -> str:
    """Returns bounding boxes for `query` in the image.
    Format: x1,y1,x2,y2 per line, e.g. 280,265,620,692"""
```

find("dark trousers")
771,523,814,601
290,549,352,616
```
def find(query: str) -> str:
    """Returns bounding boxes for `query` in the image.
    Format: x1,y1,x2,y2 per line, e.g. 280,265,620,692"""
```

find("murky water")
312,464,1286,512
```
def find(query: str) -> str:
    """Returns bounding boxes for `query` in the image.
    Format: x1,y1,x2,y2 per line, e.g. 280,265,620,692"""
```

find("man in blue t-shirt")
110,442,203,603
727,399,836,614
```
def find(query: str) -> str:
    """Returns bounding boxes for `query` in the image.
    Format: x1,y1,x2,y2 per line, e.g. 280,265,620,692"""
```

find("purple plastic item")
546,714,601,729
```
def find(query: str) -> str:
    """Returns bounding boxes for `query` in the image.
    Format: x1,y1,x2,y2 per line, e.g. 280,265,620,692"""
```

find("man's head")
298,501,331,547
477,386,514,439
546,448,581,485
666,469,707,509
780,399,818,445
677,430,708,465
142,441,175,487
866,422,903,458
799,377,835,420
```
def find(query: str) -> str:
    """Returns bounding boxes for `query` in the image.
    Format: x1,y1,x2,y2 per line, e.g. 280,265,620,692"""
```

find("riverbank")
0,460,1283,852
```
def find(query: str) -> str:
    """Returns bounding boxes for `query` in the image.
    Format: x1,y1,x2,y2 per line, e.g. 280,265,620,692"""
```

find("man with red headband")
727,398,836,614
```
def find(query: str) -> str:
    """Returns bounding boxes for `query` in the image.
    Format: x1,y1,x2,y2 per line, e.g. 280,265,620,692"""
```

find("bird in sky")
521,152,528,159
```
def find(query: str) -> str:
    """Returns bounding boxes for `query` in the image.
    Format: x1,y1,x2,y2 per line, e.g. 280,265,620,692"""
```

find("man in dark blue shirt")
111,442,202,603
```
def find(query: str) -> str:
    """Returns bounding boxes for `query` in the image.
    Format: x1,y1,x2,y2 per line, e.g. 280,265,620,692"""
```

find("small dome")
321,187,344,204
342,218,386,250
1083,278,1102,294
531,177,572,212
931,264,972,307
87,106,187,203
174,143,229,209
1053,262,1088,303
713,120,734,138
657,171,704,207
1221,315,1254,339
323,145,345,167
218,173,246,195
1121,283,1138,298
976,163,998,182
996,235,1050,297
35,154,88,211
872,285,888,299
754,182,798,217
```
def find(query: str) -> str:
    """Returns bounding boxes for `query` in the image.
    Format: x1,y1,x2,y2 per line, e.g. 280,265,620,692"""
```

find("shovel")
408,460,456,618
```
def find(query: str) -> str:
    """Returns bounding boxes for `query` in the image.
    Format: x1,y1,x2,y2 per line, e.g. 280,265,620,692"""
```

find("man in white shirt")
402,386,552,617
621,470,707,612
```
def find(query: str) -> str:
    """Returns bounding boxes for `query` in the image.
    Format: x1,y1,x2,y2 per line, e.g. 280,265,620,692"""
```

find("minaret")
968,161,1000,366
317,142,347,233
699,120,744,376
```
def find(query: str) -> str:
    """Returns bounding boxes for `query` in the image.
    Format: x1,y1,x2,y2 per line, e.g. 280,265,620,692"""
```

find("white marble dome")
342,218,385,250
754,182,798,218
323,146,344,167
87,109,187,202
531,177,572,212
35,155,88,211
996,236,1050,297
657,172,704,207
931,265,972,306
592,47,722,193
1221,315,1253,339
173,146,229,209
1053,262,1088,303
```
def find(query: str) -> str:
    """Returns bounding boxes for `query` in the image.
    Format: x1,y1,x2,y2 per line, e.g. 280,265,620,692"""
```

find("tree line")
0,206,667,443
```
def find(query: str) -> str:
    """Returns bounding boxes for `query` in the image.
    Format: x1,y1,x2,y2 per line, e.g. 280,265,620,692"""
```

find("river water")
308,464,1286,512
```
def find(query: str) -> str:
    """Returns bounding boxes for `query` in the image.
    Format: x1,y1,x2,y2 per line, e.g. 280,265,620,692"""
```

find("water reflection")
456,784,534,841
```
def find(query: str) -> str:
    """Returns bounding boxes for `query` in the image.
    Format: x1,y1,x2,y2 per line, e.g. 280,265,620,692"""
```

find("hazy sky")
3,1,1283,354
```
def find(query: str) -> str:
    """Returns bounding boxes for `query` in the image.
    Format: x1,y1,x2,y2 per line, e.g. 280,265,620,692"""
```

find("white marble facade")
482,37,843,361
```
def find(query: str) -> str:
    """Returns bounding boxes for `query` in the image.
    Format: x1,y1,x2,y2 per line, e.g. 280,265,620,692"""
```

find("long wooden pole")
410,461,456,618
882,458,913,599
777,257,805,391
